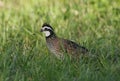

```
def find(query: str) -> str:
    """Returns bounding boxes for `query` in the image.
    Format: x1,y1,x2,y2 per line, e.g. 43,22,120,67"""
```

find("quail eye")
45,28,47,30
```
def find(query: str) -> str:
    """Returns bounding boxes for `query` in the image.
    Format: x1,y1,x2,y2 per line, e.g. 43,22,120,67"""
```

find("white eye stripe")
42,26,53,31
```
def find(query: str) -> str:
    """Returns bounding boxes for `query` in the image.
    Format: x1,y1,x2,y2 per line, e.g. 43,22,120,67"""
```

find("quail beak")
40,29,43,32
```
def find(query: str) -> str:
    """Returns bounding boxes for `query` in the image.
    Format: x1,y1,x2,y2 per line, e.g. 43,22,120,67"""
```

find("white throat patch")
43,31,50,37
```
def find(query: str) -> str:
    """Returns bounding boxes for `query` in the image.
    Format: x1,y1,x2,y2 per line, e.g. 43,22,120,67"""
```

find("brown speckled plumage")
41,23,88,59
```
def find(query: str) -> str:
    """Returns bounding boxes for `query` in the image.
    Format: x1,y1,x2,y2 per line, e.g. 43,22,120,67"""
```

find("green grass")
0,0,120,81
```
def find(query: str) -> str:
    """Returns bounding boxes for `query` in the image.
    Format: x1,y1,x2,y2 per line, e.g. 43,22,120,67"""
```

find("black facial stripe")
45,28,53,31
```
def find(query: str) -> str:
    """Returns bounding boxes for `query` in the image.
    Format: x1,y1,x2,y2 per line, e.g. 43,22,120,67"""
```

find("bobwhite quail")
40,23,88,59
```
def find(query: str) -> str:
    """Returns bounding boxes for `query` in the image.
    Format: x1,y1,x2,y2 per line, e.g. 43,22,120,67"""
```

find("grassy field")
0,0,120,81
